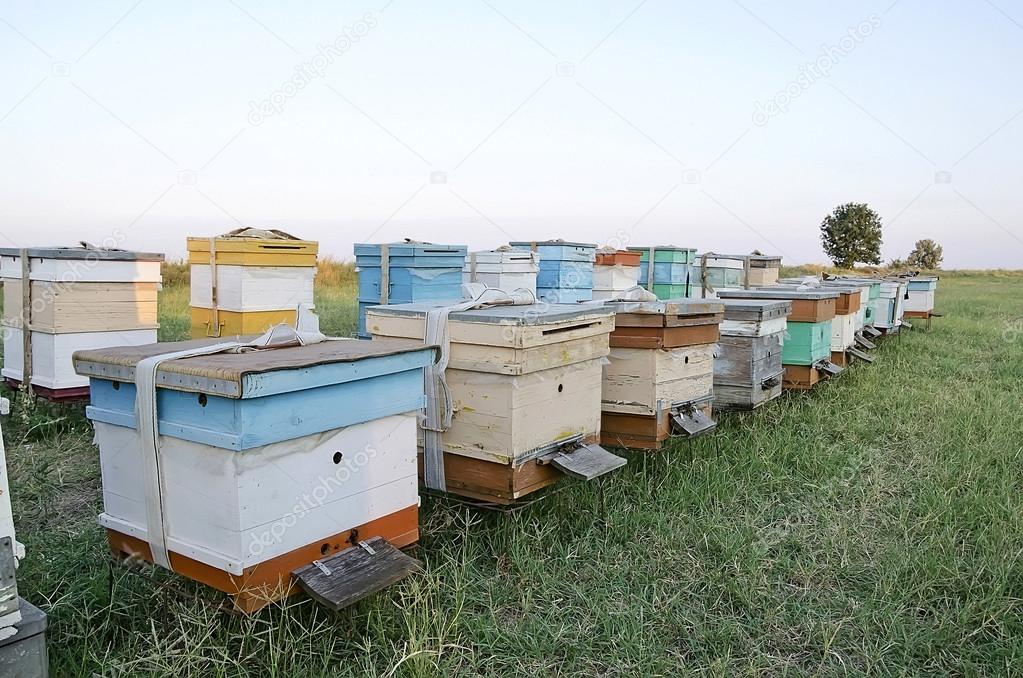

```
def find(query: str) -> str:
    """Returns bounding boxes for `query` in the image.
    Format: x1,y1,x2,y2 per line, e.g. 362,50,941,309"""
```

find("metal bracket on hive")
292,537,422,611
668,398,717,438
761,374,782,390
902,320,913,330
814,359,844,377
847,346,874,363
534,434,626,481
854,332,876,350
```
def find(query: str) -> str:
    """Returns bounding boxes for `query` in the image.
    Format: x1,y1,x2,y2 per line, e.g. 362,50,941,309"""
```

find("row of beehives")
3,234,939,615
355,241,786,338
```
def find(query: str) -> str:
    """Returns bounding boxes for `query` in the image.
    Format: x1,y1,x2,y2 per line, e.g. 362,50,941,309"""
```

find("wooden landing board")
292,537,422,611
545,444,626,480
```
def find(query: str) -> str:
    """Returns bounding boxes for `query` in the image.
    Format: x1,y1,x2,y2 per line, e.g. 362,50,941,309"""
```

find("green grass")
4,274,1023,676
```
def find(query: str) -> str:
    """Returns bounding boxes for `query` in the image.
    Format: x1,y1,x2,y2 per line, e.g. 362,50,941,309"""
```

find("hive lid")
188,229,318,255
717,288,839,301
354,241,466,256
73,336,437,398
718,298,792,321
366,300,612,325
509,239,597,249
0,246,165,262
600,298,723,317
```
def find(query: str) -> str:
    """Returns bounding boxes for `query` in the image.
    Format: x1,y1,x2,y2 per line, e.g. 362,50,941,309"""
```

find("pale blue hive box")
355,242,467,338
72,337,438,450
509,240,596,303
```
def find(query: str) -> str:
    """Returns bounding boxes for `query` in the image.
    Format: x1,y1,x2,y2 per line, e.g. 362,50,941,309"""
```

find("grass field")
4,271,1023,676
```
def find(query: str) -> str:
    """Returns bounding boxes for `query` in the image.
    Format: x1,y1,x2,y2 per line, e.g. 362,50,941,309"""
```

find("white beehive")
0,247,163,398
462,248,539,294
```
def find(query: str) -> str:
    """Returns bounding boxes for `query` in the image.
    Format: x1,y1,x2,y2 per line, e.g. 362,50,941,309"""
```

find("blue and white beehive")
73,336,437,613
355,241,467,338
509,240,596,302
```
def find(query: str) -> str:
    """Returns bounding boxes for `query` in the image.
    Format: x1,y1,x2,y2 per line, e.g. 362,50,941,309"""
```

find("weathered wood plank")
292,537,422,611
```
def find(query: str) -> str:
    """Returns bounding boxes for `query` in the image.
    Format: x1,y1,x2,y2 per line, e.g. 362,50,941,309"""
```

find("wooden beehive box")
772,284,861,353
74,337,436,613
463,249,539,294
367,302,623,502
592,250,642,300
509,240,597,303
904,276,938,316
188,231,318,339
629,246,697,299
354,242,467,338
0,247,164,399
715,299,790,411
599,299,722,448
718,289,841,390
607,298,722,349
717,288,838,323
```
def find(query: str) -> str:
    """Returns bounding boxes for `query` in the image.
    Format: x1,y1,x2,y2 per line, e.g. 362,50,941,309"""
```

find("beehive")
628,246,697,299
717,288,841,390
188,229,317,339
463,248,539,294
695,254,746,296
599,299,723,449
0,247,163,399
591,250,642,300
509,240,596,302
903,276,938,317
715,299,790,410
366,301,625,503
355,241,466,338
773,283,862,366
73,336,436,613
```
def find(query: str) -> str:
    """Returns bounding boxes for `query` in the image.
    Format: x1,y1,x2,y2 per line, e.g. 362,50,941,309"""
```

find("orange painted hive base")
601,401,713,450
417,436,601,504
106,505,418,614
782,364,830,390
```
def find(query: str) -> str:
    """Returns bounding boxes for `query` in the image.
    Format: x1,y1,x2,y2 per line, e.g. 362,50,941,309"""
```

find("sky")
0,0,1021,268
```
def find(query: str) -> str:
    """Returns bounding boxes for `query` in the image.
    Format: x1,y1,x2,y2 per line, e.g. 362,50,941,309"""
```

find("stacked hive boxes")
718,288,841,390
863,279,906,333
355,242,466,338
903,276,938,318
746,256,782,286
696,255,746,296
630,246,697,299
599,299,723,449
365,301,625,503
463,248,539,294
1,247,163,399
188,230,317,338
73,336,437,613
509,240,596,302
714,299,790,410
776,284,861,367
591,250,642,300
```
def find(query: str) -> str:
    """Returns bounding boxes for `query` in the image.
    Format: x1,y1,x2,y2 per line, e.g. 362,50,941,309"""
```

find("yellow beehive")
187,229,318,338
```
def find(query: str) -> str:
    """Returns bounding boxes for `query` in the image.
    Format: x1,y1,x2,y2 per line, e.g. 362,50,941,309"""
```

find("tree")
820,203,883,268
906,238,943,270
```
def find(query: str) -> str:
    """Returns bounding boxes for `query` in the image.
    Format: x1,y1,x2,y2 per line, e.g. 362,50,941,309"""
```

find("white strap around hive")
421,284,535,492
135,306,337,569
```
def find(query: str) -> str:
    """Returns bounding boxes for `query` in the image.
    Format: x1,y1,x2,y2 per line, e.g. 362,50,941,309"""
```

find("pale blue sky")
1,0,1020,267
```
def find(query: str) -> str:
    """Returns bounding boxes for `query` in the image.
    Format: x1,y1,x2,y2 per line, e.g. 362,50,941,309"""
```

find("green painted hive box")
629,246,697,264
782,320,831,365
